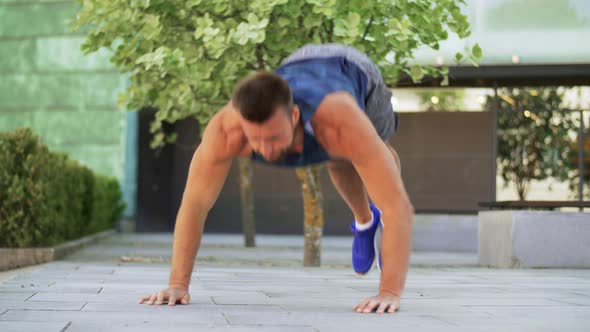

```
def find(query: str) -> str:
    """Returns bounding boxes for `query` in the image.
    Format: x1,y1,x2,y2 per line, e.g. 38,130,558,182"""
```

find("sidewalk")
1,233,589,331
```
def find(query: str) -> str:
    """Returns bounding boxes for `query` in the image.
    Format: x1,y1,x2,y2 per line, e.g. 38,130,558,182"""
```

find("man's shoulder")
310,92,363,159
312,91,360,130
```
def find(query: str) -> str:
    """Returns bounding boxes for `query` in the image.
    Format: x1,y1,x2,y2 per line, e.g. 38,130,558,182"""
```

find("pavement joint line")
428,314,458,326
24,292,37,301
59,321,72,332
221,312,230,325
547,298,584,306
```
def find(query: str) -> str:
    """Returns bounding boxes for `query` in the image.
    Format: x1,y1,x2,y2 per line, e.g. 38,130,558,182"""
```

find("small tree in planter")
484,87,578,200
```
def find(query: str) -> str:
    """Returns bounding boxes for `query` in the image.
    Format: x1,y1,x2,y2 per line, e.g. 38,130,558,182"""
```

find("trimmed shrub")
0,127,126,248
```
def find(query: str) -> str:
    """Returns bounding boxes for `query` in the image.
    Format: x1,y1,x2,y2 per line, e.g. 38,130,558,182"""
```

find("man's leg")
326,159,373,225
327,142,401,218
385,142,402,175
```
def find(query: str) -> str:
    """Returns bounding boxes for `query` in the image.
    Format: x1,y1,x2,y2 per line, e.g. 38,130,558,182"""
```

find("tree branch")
362,16,374,40
255,44,265,70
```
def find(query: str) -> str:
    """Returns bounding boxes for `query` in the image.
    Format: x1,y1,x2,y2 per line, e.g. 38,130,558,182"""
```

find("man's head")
232,71,300,161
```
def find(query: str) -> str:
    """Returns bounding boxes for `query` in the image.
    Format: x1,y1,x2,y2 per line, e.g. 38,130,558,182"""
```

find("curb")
0,229,116,272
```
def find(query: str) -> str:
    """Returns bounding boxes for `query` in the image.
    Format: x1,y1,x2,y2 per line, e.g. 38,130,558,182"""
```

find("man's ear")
292,104,300,125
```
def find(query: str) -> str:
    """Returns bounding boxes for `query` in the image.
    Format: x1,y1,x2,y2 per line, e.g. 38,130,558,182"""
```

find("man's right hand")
137,285,190,306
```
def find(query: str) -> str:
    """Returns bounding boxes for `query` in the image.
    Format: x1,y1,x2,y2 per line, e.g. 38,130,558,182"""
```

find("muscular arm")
314,92,414,297
168,106,235,290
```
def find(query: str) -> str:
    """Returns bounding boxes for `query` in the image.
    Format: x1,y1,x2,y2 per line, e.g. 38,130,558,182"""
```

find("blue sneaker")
350,203,382,274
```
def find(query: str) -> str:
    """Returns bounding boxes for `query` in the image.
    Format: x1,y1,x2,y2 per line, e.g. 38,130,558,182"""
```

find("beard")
269,129,296,161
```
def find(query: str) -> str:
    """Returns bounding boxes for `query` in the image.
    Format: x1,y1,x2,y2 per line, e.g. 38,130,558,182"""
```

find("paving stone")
0,300,84,310
1,233,590,331
0,321,70,332
100,296,216,308
64,321,316,332
0,291,36,301
226,311,453,327
212,293,271,305
401,298,574,306
0,309,226,324
0,286,101,294
545,297,590,305
29,292,167,303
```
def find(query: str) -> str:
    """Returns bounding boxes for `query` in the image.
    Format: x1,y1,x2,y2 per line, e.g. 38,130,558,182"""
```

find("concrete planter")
0,229,116,271
412,214,478,252
478,211,590,268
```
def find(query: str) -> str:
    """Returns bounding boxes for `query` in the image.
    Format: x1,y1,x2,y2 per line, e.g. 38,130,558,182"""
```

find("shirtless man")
138,44,414,314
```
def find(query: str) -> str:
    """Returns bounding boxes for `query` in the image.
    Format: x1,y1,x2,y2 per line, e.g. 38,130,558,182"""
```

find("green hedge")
0,127,126,248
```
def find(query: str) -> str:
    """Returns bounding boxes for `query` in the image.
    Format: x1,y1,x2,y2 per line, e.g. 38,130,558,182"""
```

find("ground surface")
1,233,589,331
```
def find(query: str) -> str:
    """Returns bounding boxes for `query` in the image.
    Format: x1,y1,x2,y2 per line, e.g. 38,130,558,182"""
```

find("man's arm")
168,108,235,290
314,92,414,299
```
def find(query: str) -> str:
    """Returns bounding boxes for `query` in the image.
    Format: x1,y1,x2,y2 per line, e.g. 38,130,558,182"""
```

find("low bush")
0,127,126,248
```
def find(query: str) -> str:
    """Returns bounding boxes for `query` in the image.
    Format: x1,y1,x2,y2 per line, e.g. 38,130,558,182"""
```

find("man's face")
239,106,299,162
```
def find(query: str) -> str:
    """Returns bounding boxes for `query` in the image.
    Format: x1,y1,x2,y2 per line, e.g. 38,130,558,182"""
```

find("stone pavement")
1,233,589,332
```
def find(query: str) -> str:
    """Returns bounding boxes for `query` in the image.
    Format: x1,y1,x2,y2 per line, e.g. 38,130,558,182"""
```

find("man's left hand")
354,292,401,314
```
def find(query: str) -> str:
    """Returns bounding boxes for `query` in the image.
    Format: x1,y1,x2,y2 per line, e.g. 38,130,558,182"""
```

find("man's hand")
354,292,401,314
137,285,191,306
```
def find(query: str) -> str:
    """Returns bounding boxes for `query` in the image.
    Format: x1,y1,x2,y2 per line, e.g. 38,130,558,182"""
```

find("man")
138,44,414,314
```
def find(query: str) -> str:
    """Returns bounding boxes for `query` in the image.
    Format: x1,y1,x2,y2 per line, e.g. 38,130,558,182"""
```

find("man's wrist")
169,282,189,290
379,288,401,297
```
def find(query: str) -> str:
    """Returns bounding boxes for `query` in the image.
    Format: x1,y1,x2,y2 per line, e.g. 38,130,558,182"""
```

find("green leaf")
455,52,463,62
472,43,482,59
347,12,361,28
410,65,424,82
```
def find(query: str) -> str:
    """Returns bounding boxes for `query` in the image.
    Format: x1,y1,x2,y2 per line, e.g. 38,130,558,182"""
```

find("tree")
483,87,577,200
74,0,480,266
568,134,590,200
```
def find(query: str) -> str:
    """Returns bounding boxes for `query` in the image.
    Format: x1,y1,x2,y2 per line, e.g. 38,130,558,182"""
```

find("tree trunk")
295,165,324,267
238,157,256,247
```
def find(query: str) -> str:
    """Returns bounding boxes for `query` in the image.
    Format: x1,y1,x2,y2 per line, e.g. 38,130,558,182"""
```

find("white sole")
374,221,383,272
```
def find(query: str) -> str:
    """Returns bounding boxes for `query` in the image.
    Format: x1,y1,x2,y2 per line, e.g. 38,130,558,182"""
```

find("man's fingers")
354,298,371,313
168,295,177,306
387,305,398,313
363,300,379,313
376,302,389,314
181,293,190,304
138,295,150,304
155,291,165,305
147,293,157,305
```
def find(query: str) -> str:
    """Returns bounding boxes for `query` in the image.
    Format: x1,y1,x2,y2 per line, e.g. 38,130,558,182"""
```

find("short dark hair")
231,71,293,123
